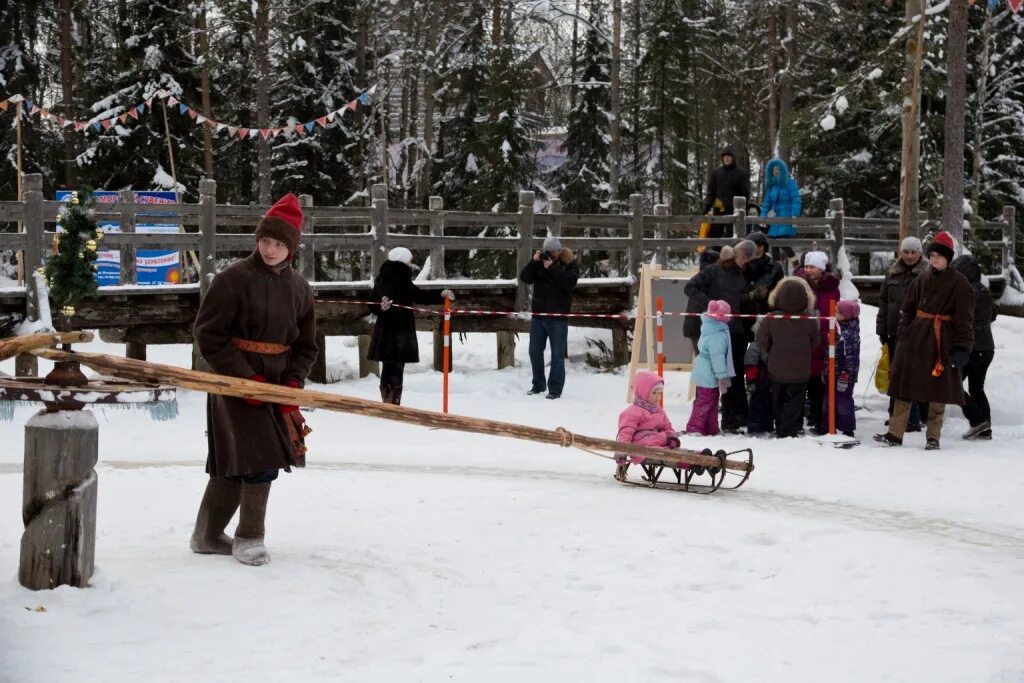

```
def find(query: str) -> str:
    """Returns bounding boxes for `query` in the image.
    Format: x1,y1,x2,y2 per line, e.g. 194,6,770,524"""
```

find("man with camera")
519,236,580,399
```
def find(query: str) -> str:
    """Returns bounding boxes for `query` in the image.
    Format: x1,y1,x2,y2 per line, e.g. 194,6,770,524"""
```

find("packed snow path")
1,306,1022,682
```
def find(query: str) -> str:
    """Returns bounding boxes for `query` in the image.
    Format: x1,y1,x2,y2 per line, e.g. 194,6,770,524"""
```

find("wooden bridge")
1,174,1017,381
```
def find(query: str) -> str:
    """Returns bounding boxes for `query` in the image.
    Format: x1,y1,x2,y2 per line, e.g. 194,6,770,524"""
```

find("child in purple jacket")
821,299,861,436
616,371,681,478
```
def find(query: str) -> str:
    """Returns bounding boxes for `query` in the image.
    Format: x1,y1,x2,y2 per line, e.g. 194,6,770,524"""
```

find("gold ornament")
36,267,45,275
62,306,76,317
95,228,105,239
78,252,85,259
70,192,80,205
56,214,62,223
85,240,97,252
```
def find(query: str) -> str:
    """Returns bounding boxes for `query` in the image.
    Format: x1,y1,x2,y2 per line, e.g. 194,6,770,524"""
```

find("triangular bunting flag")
32,105,42,115
347,99,358,111
316,116,328,127
136,104,145,115
272,128,283,137
179,103,189,115
216,123,227,132
119,113,129,124
368,84,378,95
129,108,139,120
75,121,84,131
91,121,100,131
327,111,336,122
25,100,34,113
1010,0,1022,11
40,109,50,119
0,100,7,111
304,121,315,133
238,128,249,139
294,123,305,134
102,119,113,130
260,129,271,140
9,94,24,103
228,126,238,136
188,109,199,120
167,96,179,106
196,114,206,124
248,129,258,138
358,92,371,105
146,98,153,108
58,116,67,126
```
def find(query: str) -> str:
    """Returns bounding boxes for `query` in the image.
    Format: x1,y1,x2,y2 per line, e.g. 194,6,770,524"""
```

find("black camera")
542,252,554,263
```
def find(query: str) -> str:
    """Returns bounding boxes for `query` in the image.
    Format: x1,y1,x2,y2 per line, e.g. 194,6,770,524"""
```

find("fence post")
516,191,536,312
830,197,845,276
654,203,669,267
429,196,445,279
22,174,44,275
117,189,137,286
732,196,747,239
548,198,562,240
298,194,315,282
1003,205,1016,279
194,178,217,372
370,184,389,274
628,194,644,300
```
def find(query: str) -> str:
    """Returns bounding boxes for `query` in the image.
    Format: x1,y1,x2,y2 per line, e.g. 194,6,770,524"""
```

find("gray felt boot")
190,477,241,555
232,482,272,566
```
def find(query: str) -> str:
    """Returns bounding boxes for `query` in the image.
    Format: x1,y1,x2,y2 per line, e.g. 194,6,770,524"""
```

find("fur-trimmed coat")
684,246,751,336
888,265,974,405
876,256,927,340
194,251,318,477
754,276,821,384
368,260,444,363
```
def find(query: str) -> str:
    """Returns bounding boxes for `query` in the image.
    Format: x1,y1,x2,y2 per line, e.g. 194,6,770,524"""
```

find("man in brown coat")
874,231,974,450
190,193,318,566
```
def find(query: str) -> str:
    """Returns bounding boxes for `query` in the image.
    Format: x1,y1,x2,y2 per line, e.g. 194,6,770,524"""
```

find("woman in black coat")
953,254,997,440
369,247,454,405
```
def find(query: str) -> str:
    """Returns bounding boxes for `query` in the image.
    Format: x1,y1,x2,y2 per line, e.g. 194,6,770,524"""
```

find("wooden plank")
33,348,753,472
43,201,203,219
0,331,94,362
99,233,202,249
0,233,29,248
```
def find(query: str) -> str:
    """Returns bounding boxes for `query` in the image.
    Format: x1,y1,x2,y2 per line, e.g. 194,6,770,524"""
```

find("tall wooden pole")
609,0,622,209
899,0,927,241
16,100,25,285
942,0,969,243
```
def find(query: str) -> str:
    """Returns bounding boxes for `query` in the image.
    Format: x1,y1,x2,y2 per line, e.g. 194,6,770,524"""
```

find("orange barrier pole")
828,299,837,435
655,296,665,406
443,297,451,414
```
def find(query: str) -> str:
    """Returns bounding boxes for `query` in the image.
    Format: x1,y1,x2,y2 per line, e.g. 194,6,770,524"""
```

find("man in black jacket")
702,146,750,238
520,236,580,399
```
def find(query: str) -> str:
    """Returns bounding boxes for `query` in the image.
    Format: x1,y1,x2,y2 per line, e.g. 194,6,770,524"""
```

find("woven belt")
230,337,291,355
915,310,953,377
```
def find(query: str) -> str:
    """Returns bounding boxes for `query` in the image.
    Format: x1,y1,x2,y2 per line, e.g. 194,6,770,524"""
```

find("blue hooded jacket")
760,159,801,238
691,315,733,389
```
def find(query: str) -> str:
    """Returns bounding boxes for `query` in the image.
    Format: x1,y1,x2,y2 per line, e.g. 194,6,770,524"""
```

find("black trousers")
720,333,749,430
773,381,806,438
961,349,994,426
806,375,824,429
381,361,405,387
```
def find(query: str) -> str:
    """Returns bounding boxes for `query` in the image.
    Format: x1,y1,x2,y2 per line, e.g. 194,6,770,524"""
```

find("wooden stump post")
20,410,99,590
497,330,516,370
310,331,328,384
612,327,630,367
358,334,379,379
429,196,445,279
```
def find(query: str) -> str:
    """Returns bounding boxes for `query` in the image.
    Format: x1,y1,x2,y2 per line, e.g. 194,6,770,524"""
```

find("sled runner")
614,447,754,494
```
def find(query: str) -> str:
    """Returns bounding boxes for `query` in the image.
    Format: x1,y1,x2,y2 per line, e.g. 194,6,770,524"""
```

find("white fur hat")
804,250,828,271
388,246,413,265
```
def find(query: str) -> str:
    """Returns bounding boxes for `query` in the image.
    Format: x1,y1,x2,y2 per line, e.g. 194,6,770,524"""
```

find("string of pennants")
0,85,378,140
968,0,1023,11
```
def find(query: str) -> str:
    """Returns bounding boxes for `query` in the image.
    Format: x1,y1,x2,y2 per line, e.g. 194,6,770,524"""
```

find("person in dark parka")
875,231,974,450
794,251,840,434
953,254,997,440
369,246,455,405
702,146,751,238
191,193,319,566
684,242,756,430
683,248,721,356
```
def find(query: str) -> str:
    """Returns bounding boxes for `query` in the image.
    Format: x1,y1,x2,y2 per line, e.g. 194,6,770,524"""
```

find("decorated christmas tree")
43,191,102,325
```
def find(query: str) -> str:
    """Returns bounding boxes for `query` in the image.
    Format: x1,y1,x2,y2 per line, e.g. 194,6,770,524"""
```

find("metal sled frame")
614,447,754,494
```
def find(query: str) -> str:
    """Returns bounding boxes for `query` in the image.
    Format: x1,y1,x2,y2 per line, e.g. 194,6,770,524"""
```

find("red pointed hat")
926,230,955,261
255,193,302,254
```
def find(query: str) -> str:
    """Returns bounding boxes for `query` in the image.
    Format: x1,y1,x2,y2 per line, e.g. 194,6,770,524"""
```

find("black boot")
233,482,272,566
190,477,241,555
872,432,902,447
391,385,403,406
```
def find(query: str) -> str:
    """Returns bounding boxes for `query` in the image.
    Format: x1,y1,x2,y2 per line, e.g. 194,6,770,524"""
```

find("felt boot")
190,477,241,555
232,482,272,566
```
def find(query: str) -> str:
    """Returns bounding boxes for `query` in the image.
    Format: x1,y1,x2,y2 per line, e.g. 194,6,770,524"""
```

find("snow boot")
233,482,272,566
925,438,940,451
190,477,241,555
872,432,902,447
962,421,991,440
380,384,403,406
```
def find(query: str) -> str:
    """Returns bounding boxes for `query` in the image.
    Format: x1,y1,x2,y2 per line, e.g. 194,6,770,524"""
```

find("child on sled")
615,370,681,480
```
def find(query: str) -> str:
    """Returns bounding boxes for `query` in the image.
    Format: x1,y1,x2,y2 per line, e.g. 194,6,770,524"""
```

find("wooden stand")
19,410,98,590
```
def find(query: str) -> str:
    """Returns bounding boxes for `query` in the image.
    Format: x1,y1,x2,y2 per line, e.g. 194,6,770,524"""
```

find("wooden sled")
614,447,754,494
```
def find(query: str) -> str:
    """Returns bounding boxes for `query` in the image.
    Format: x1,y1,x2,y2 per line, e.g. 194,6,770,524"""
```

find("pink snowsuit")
617,371,679,464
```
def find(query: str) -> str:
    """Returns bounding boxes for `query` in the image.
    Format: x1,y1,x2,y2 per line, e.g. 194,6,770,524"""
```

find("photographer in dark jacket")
702,146,750,238
520,236,580,399
684,240,756,430
683,248,721,355
953,254,997,440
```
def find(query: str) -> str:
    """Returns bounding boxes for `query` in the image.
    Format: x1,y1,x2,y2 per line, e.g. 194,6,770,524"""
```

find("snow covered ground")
1,305,1023,682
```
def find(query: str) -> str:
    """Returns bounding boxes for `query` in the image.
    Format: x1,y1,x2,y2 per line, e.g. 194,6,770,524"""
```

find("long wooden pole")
0,332,94,362
32,348,753,473
16,100,24,285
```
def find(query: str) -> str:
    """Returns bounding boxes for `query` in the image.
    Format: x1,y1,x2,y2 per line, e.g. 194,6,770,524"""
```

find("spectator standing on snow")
685,300,734,436
794,250,840,434
683,248,721,357
702,146,751,238
875,231,974,450
760,158,802,266
755,277,821,438
953,254,997,441
191,193,319,567
743,331,773,436
519,236,580,399
821,300,861,437
369,247,455,406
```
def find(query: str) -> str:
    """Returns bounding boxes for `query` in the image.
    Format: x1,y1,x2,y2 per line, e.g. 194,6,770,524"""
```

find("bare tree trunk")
197,4,214,178
58,0,76,187
492,0,500,44
777,0,797,163
941,0,968,243
970,4,993,218
899,0,926,241
766,9,779,158
631,0,642,180
570,0,581,110
255,0,271,204
609,0,623,208
417,0,440,204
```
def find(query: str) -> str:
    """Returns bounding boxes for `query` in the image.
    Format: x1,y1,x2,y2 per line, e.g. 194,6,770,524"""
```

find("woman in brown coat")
190,193,318,566
874,231,974,450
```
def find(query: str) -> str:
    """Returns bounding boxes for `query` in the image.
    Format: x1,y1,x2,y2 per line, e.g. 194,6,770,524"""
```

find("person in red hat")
875,230,974,450
190,193,318,566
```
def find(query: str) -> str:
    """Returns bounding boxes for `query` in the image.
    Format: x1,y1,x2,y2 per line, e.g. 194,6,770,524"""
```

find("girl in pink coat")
616,371,681,475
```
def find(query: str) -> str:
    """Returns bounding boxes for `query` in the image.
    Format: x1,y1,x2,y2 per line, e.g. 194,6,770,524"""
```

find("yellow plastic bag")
696,200,724,254
874,345,890,393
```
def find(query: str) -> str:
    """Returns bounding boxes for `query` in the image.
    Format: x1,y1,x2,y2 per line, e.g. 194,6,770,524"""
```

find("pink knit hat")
634,370,664,402
836,300,860,319
706,299,731,323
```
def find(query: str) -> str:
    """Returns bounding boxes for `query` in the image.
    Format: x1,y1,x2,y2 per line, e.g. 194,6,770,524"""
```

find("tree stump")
496,331,516,369
358,335,379,379
20,410,99,590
